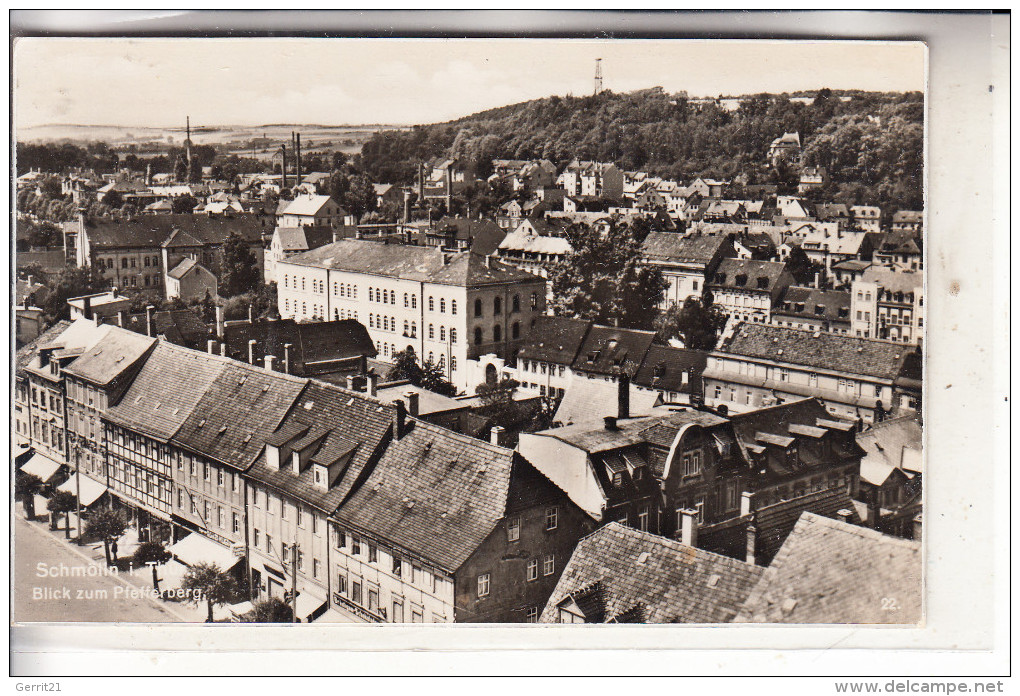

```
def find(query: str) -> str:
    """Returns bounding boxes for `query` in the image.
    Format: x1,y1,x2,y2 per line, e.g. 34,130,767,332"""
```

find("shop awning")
168,533,240,570
20,452,63,481
228,600,254,619
313,607,356,624
56,475,107,506
295,590,327,620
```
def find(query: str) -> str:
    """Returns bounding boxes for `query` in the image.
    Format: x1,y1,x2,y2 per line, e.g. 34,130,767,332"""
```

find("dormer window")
757,277,769,289
735,274,748,287
266,444,280,470
313,464,328,491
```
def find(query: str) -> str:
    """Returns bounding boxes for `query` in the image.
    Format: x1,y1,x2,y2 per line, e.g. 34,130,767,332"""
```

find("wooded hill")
358,87,924,212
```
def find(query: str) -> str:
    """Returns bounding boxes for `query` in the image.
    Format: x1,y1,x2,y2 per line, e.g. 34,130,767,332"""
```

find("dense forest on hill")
358,87,924,211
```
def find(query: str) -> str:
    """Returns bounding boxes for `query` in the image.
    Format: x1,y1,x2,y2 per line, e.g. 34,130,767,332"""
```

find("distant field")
16,123,410,158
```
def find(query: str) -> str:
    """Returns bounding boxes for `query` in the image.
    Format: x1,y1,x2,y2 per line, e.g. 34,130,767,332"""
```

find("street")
13,515,181,623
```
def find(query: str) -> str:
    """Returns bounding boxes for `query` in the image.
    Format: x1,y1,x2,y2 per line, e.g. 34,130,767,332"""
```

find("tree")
83,509,127,567
15,471,43,519
420,358,458,397
171,194,199,214
387,348,458,397
132,540,172,591
103,189,124,209
46,491,77,537
220,232,261,297
474,377,521,431
549,222,666,330
243,597,293,623
41,265,109,321
654,296,728,350
182,562,238,622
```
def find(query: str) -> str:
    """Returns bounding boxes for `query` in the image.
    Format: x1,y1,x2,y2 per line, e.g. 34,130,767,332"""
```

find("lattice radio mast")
594,58,603,96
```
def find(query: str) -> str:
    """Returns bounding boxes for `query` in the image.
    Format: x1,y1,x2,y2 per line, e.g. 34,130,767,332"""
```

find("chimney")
738,489,754,518
866,499,880,529
145,163,152,186
393,399,407,440
367,373,378,397
207,339,216,354
417,162,425,200
248,304,254,323
215,305,225,339
404,391,420,417
680,509,699,547
83,295,92,320
26,274,33,286
264,355,275,372
248,339,257,364
745,523,757,565
295,133,302,183
814,272,820,289
490,425,505,447
145,305,155,337
484,254,492,269
117,311,125,328
603,416,618,431
281,144,288,190
346,375,357,391
441,251,451,266
220,343,228,357
617,372,630,420
403,189,411,224
837,508,853,525
283,343,292,374
445,165,453,212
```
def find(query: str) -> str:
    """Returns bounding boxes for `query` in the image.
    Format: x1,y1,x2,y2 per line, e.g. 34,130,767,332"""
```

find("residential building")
831,259,873,288
14,320,72,449
631,344,708,406
890,210,924,233
276,239,547,390
514,316,592,398
872,230,923,271
67,292,132,323
639,232,734,309
570,324,657,383
495,218,572,295
782,223,873,273
771,286,852,334
424,217,506,256
557,160,624,202
855,416,922,539
736,512,922,624
264,225,335,283
798,166,829,193
541,522,764,623
707,258,794,325
850,205,882,233
334,417,596,622
276,195,349,229
850,268,924,344
418,158,473,204
768,132,801,167
165,257,218,302
704,322,917,423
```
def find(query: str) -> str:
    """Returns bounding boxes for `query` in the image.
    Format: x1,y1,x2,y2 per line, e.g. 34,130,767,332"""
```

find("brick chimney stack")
404,391,420,417
393,399,407,440
680,509,699,547
490,425,505,446
248,339,257,364
283,343,292,374
618,372,630,420
145,305,155,337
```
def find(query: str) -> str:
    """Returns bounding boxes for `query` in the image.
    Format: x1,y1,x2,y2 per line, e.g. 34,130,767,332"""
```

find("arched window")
438,355,446,371
494,297,502,315
428,324,435,340
284,275,288,288
302,302,307,315
474,299,483,317
451,300,457,315
440,327,446,341
428,351,435,363
403,320,410,336
440,298,446,313
450,356,457,372
474,327,483,345
411,295,416,309
429,297,435,312
301,278,306,290
369,314,374,328
334,309,339,320
493,325,502,342
530,292,538,309
144,256,150,267
333,282,338,295
450,328,457,343
353,286,358,300
404,293,409,308
512,294,520,313
285,299,290,312
369,286,374,301
390,290,396,304
410,322,417,338
512,322,520,339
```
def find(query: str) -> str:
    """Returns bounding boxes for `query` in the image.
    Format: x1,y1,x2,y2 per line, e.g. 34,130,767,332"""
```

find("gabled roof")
498,226,573,256
121,309,212,347
83,214,263,250
860,267,922,294
736,513,921,623
517,316,592,365
104,342,227,441
877,230,923,255
337,420,518,572
641,232,730,265
857,416,922,479
245,381,396,514
541,523,764,623
571,325,657,377
167,257,199,280
171,362,307,470
281,194,343,217
222,318,377,369
719,323,910,380
275,225,334,253
432,217,507,255
553,378,661,427
632,344,708,395
709,258,790,293
773,287,851,323
16,320,71,373
752,487,863,565
62,326,157,386
542,408,727,456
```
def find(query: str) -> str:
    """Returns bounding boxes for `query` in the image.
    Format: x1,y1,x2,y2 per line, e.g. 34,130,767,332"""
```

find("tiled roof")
245,381,397,514
540,523,764,623
338,420,517,572
62,326,157,386
281,194,344,217
553,378,660,426
773,287,851,323
544,408,727,455
861,267,922,294
736,513,921,624
222,318,377,370
892,211,923,224
709,258,790,293
571,325,657,377
171,362,307,470
498,227,573,256
15,320,71,373
517,316,592,365
752,487,863,565
857,416,922,478
120,309,213,347
719,323,909,380
82,214,264,250
877,230,922,255
104,342,227,441
282,240,543,287
632,345,708,395
167,257,199,280
641,232,730,265
433,217,507,255
276,225,334,253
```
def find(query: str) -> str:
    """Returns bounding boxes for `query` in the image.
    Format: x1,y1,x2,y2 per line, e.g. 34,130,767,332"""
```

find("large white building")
850,268,924,344
276,239,547,391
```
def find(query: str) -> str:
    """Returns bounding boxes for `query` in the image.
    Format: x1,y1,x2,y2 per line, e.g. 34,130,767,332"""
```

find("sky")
14,38,926,129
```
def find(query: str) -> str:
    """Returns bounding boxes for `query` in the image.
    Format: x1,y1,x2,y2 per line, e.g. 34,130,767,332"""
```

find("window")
253,528,260,547
493,325,501,342
512,322,520,339
410,322,417,338
410,295,415,309
281,500,288,520
404,293,409,308
217,469,224,487
526,559,538,581
450,328,457,343
217,506,224,528
296,506,303,527
638,506,650,531
282,545,291,564
512,295,520,312
351,535,361,555
474,299,483,317
477,573,491,597
428,324,434,340
450,356,457,372
543,554,555,576
429,296,434,312
451,300,457,315
493,297,502,315
440,298,446,313
392,554,402,577
232,513,240,534
507,516,521,542
526,606,539,623
313,559,321,579
368,544,378,563
530,292,538,309
545,507,558,530
439,326,445,341
474,327,483,345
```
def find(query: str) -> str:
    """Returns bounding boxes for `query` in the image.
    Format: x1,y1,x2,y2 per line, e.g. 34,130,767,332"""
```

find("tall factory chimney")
185,116,193,182
295,132,302,185
281,144,288,190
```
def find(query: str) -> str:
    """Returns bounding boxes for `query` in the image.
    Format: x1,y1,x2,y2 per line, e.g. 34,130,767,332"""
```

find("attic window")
756,277,769,289
135,395,143,403
815,305,826,315
172,407,180,415
735,274,748,286
93,349,102,356
153,402,161,410
261,385,270,393
115,356,125,363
